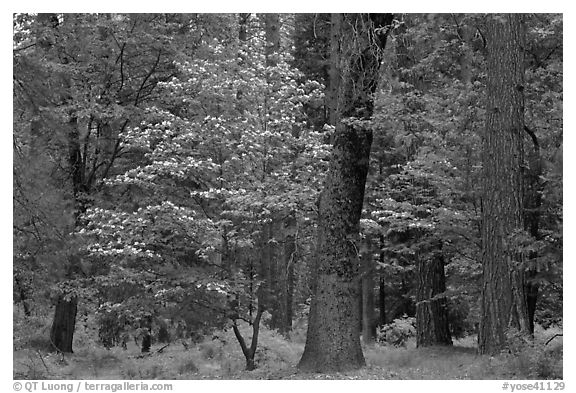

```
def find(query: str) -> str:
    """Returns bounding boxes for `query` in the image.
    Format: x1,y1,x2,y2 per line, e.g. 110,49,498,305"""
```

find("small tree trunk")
361,240,376,345
270,215,296,336
285,215,296,332
232,304,264,371
526,276,538,334
378,235,387,327
416,250,452,347
141,334,151,353
141,315,152,353
238,13,250,42
361,279,376,344
245,358,256,371
263,13,280,66
379,276,386,326
14,274,32,316
157,320,170,343
523,127,543,335
50,295,78,353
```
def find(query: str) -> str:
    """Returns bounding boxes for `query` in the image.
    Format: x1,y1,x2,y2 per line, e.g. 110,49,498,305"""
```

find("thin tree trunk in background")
292,13,331,130
459,21,474,88
298,13,393,373
479,13,530,354
236,13,250,114
262,13,287,335
379,277,386,326
378,235,386,327
262,13,295,337
238,13,250,43
361,239,376,345
416,247,452,347
326,13,341,128
264,13,280,64
285,215,296,332
259,222,273,313
140,314,152,353
523,126,543,335
28,107,42,158
270,215,296,336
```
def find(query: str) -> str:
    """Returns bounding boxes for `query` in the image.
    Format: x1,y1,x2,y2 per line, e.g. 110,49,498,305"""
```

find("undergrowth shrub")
177,359,199,375
199,322,303,372
13,349,49,379
96,311,124,349
503,324,563,379
198,339,225,360
139,364,163,379
122,364,138,379
63,346,123,379
13,308,52,351
364,346,415,368
377,316,416,347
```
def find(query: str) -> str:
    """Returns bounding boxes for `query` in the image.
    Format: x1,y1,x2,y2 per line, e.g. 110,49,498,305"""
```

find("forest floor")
13,323,563,380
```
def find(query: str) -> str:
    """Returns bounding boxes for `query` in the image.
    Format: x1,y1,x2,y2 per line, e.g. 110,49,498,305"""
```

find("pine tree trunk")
298,13,393,373
416,249,452,347
479,14,530,354
50,295,78,353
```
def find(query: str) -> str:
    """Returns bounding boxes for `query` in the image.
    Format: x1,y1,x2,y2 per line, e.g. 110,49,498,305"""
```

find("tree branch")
523,125,539,154
134,49,162,107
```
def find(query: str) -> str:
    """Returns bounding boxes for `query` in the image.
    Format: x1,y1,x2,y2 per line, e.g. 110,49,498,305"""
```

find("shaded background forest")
13,13,563,379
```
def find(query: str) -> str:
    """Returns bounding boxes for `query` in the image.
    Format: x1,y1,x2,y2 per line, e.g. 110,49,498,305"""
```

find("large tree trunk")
298,13,393,373
50,295,78,353
479,14,531,354
39,15,84,353
49,117,83,353
416,248,452,347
